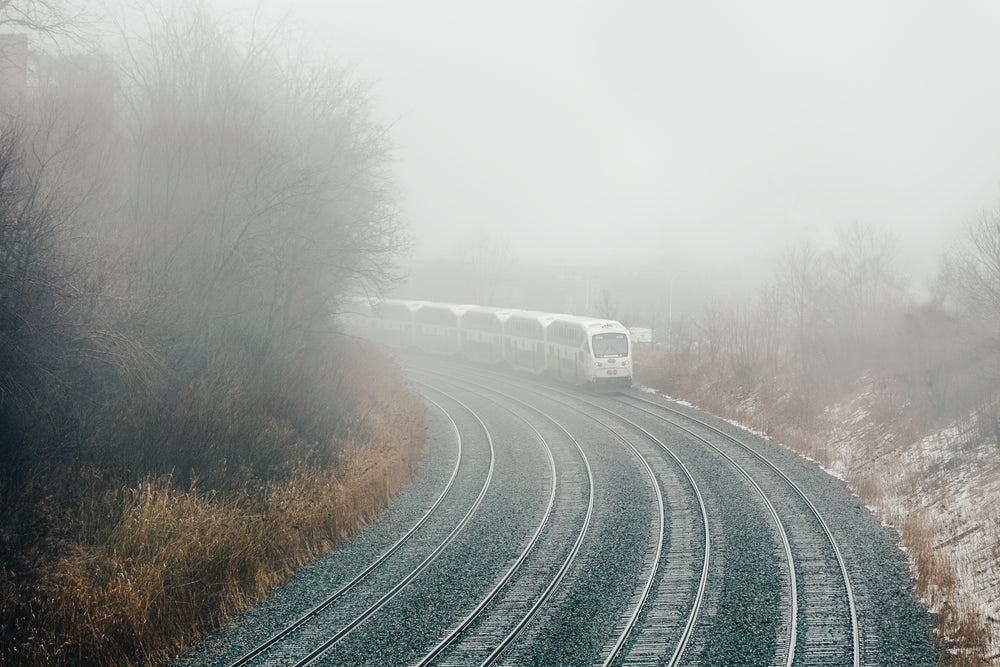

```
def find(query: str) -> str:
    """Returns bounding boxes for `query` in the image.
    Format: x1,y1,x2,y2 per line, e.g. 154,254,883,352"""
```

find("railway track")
219,387,505,665
408,367,727,665
413,378,594,666
619,392,859,666
227,394,465,666
174,357,938,667
423,361,864,665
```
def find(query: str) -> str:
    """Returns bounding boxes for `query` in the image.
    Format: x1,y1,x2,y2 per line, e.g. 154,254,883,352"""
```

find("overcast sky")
214,0,1000,287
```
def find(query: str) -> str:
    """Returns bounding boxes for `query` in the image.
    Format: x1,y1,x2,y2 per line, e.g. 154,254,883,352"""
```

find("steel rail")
412,377,560,665
593,418,665,667
625,393,859,667
426,366,711,667
227,393,464,667
291,386,497,666
426,360,857,666
478,388,596,667
553,389,709,667
616,397,798,667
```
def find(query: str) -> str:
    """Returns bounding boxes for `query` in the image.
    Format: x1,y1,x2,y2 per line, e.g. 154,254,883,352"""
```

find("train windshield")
592,333,628,357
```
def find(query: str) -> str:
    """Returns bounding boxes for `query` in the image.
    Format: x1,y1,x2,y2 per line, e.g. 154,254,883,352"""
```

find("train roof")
506,310,566,325
461,305,516,322
549,314,629,332
376,298,426,310
368,299,629,335
417,302,475,314
464,305,516,315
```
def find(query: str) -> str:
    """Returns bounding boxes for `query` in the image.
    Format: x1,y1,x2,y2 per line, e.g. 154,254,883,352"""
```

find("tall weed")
0,345,424,666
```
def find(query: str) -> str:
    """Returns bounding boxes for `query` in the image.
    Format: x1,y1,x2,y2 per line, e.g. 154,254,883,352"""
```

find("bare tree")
696,297,727,364
0,0,79,36
726,302,760,380
946,206,1000,334
827,222,901,366
592,283,619,321
109,0,401,359
778,242,831,424
458,228,511,306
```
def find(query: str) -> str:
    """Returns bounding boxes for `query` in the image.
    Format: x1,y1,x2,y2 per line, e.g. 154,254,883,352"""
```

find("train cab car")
547,316,632,390
370,299,423,348
504,311,557,374
414,303,470,356
460,306,512,364
585,319,632,390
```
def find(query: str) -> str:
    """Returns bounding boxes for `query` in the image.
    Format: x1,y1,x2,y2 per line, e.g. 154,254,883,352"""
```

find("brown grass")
0,351,425,667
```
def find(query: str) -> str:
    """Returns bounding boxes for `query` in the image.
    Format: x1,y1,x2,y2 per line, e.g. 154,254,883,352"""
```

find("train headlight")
623,360,629,365
594,361,602,367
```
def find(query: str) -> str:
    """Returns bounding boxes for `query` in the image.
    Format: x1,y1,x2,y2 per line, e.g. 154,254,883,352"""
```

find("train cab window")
592,333,629,357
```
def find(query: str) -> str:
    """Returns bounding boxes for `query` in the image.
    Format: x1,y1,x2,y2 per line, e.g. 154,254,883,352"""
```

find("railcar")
369,299,423,348
460,306,512,364
566,317,632,390
504,311,557,374
414,302,470,356
547,316,592,385
361,298,632,392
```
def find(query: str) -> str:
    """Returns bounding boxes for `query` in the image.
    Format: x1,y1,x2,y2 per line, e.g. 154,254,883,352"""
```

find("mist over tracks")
175,357,938,666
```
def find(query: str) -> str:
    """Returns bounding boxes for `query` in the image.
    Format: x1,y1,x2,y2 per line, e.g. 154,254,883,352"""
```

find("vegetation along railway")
175,300,938,665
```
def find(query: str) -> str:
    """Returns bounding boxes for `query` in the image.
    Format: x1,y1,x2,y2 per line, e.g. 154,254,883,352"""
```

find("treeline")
642,219,1000,437
0,2,420,665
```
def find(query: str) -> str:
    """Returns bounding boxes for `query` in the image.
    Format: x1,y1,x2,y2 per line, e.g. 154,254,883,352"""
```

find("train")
343,298,633,391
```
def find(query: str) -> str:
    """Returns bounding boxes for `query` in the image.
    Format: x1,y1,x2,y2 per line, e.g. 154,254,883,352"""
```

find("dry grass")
0,349,425,667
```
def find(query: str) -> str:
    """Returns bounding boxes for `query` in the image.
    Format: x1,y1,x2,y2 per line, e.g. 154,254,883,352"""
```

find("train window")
592,333,629,357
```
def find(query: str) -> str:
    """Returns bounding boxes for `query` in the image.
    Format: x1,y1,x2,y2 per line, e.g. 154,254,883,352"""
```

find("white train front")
346,299,632,391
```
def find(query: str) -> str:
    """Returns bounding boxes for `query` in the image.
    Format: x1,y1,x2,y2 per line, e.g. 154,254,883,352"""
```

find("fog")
207,1,1000,296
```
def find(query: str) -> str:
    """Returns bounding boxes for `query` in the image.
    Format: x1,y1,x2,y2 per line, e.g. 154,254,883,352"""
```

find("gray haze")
215,0,1000,289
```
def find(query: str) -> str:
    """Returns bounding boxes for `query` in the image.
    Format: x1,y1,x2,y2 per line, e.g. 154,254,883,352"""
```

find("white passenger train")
344,298,632,391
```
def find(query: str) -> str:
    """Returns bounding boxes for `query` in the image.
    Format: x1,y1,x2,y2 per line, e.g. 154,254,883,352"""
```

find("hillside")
637,358,999,665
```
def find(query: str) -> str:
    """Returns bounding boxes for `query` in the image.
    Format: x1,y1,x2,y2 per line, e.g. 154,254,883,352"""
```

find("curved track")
413,360,869,666
175,356,938,667
414,380,591,666
228,395,466,667
621,392,860,667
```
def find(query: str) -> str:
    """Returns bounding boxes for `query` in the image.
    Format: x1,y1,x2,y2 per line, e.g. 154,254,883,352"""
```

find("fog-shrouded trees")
0,0,403,483
945,207,1000,333
0,0,79,35
934,207,1000,423
648,214,1000,432
656,223,916,427
112,1,400,364
1,5,413,661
